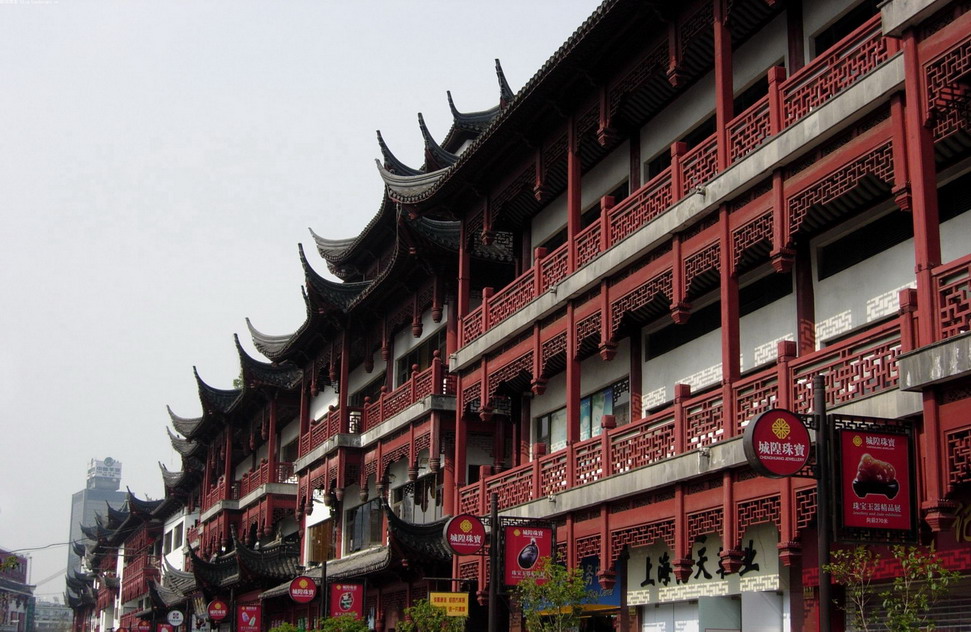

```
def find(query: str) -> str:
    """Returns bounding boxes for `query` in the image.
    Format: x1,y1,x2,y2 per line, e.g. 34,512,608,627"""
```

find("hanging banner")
329,583,364,619
837,428,914,532
504,525,553,586
236,605,261,632
429,593,469,617
742,408,812,478
579,557,621,610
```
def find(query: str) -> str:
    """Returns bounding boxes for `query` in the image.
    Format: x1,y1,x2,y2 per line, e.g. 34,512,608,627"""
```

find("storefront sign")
443,514,486,556
329,583,364,619
743,408,811,478
135,621,151,632
207,600,228,622
580,557,621,609
503,525,553,586
288,576,318,603
236,605,261,632
158,625,174,632
837,429,913,531
167,611,184,627
429,592,469,617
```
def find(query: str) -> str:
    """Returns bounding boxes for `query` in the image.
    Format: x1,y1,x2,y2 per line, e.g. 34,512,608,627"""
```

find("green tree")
824,544,960,632
397,599,466,632
315,615,369,632
268,623,300,632
514,557,592,632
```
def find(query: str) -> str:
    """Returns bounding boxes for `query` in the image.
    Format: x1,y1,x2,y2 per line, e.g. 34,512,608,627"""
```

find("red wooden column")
713,0,733,171
267,398,279,478
794,242,815,354
786,0,805,74
901,29,953,531
567,116,582,274
566,302,581,487
339,327,351,433
454,375,468,491
454,220,471,353
718,205,740,439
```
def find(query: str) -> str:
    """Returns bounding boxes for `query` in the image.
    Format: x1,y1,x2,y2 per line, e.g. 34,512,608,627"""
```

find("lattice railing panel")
489,271,536,328
462,307,485,346
729,97,771,163
791,324,900,413
794,487,818,536
733,371,778,432
486,466,534,511
576,220,603,269
781,16,889,127
575,437,604,486
575,535,601,560
936,254,971,339
682,135,719,192
685,392,724,449
459,486,481,515
609,169,674,245
539,453,567,496
610,269,673,338
539,244,569,292
610,418,676,473
732,211,773,271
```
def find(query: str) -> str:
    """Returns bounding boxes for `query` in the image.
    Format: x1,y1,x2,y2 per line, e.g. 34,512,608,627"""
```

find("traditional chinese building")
75,0,971,631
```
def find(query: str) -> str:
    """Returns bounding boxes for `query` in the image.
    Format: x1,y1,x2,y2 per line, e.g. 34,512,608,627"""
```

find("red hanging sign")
743,408,812,478
207,600,228,622
838,429,912,531
288,576,318,603
443,514,486,556
503,525,552,586
136,621,151,632
329,584,364,619
236,605,261,632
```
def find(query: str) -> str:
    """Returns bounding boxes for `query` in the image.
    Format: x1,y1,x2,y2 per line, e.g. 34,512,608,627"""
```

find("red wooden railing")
459,320,905,513
237,461,296,497
361,352,455,432
458,18,892,348
201,478,239,512
120,556,160,604
934,252,971,340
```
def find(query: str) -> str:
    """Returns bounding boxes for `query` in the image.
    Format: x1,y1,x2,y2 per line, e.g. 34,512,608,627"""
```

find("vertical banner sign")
838,429,912,530
329,584,364,619
236,605,261,632
503,526,553,586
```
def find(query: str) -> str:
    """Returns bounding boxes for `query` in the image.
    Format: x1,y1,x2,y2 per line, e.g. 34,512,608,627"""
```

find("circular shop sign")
167,611,185,627
443,514,486,555
289,575,318,603
136,621,151,632
743,408,812,478
207,600,229,622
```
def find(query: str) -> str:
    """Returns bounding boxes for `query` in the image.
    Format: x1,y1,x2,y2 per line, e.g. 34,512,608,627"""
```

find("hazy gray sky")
0,0,597,598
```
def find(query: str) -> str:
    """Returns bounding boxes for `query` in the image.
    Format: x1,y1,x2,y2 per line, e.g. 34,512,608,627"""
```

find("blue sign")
580,556,621,608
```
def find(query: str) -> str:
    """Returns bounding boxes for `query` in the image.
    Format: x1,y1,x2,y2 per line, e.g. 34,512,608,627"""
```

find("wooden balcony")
458,317,905,515
237,460,296,498
201,478,239,513
120,555,159,604
459,15,892,349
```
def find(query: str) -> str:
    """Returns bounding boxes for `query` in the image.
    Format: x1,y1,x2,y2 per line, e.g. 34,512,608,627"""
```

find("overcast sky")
0,0,597,599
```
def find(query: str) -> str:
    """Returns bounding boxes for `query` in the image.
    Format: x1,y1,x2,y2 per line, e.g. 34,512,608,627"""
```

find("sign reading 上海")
743,408,812,478
236,605,261,632
443,514,486,556
329,583,364,619
288,576,318,603
429,592,469,617
838,429,913,531
207,600,228,622
503,525,553,586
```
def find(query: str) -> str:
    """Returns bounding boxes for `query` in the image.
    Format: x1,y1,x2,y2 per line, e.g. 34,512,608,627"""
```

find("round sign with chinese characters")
443,514,486,556
207,600,229,622
136,621,151,632
288,576,318,603
743,408,811,478
167,611,185,627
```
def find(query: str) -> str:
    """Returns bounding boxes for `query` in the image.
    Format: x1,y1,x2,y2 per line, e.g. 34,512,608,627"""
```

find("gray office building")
66,458,127,574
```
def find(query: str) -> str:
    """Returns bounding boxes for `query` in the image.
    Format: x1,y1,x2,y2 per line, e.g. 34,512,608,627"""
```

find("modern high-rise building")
66,459,126,575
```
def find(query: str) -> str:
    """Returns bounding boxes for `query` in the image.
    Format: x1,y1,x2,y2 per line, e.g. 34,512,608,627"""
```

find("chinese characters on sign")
329,584,364,619
236,606,261,632
838,429,912,531
429,593,469,617
503,526,552,586
743,409,812,478
288,576,318,604
443,514,486,556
